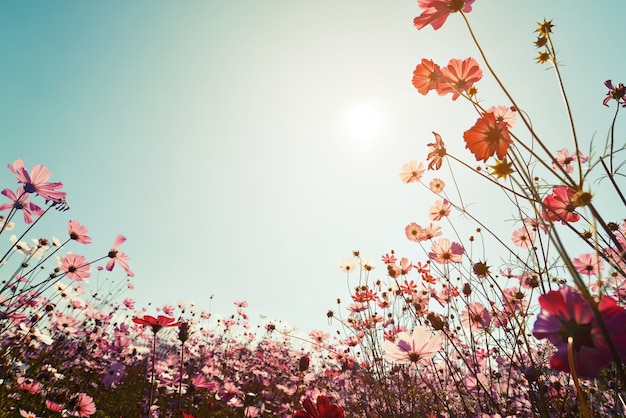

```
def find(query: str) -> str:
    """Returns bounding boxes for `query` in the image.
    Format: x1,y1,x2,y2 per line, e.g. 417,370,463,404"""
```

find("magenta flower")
541,186,580,224
295,395,344,418
532,286,626,377
413,0,475,31
0,187,44,224
132,314,180,334
61,253,91,282
106,234,134,276
68,220,92,244
603,80,626,107
382,325,443,365
8,158,66,203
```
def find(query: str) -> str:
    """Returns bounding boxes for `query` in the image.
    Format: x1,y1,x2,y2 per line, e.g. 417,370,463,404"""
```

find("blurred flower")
461,302,491,329
551,148,588,174
295,395,344,418
413,0,475,31
533,286,626,377
66,392,96,417
338,258,356,273
463,112,513,162
511,226,535,248
429,178,445,193
382,326,443,365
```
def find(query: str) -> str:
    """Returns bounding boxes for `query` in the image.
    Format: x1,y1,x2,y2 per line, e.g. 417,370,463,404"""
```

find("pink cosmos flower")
461,302,491,329
429,238,464,264
0,187,44,224
382,326,443,365
603,80,626,107
412,58,443,95
405,222,425,242
485,105,517,128
413,0,475,31
68,220,92,244
573,253,605,277
542,186,580,224
429,178,445,193
66,392,96,417
551,148,589,174
106,235,134,276
8,158,66,203
422,223,443,240
19,410,38,418
533,286,626,377
399,160,425,183
61,253,91,282
511,226,535,248
429,199,451,221
438,57,483,100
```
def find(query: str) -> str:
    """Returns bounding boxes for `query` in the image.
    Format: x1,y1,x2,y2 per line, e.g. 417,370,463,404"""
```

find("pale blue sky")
2,1,625,332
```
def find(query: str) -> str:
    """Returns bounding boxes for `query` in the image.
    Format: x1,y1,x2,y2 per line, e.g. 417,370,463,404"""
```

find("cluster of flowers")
331,0,626,416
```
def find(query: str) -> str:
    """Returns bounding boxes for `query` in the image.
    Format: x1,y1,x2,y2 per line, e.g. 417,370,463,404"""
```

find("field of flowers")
3,1,626,417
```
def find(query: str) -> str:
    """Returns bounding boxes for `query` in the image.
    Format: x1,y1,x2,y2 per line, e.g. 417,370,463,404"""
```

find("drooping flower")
413,0,475,31
61,253,91,282
426,132,447,170
412,58,443,95
603,80,626,107
399,160,425,183
532,286,626,377
68,220,92,244
551,148,589,174
106,234,134,276
8,159,66,203
429,238,464,264
132,315,180,334
382,325,443,365
463,112,513,161
0,187,44,224
438,57,483,100
542,186,580,224
295,395,344,418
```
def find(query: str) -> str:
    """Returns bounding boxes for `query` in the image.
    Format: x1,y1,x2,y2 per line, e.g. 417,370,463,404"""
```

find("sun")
347,103,381,141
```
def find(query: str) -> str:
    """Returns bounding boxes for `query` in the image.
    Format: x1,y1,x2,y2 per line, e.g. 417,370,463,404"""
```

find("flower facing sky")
551,148,589,174
382,325,443,365
429,238,464,264
532,286,626,377
61,253,91,282
295,395,344,418
413,0,475,31
463,112,513,162
399,160,425,183
7,158,66,204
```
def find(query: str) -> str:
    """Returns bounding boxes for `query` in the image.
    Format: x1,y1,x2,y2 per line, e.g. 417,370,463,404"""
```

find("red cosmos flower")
413,0,475,31
106,234,134,277
541,186,580,224
68,220,92,244
438,57,483,100
8,158,66,204
463,112,513,161
132,314,180,334
295,395,344,418
426,132,446,170
533,286,626,377
412,58,443,95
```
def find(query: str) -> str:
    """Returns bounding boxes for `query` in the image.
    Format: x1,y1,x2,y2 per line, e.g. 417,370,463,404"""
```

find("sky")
1,1,625,333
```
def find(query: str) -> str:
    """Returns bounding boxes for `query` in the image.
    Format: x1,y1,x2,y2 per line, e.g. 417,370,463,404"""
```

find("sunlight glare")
347,103,381,141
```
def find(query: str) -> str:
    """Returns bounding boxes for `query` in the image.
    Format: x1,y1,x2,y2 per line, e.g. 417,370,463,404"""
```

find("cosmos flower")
61,253,91,282
8,159,66,203
541,186,580,224
399,160,426,183
106,234,134,276
295,395,344,418
438,57,483,100
68,220,92,244
426,132,447,170
429,238,464,264
412,58,443,95
463,112,512,162
0,187,44,224
461,302,491,329
551,148,589,175
132,315,180,334
603,80,626,107
382,326,442,365
533,286,626,377
413,0,475,31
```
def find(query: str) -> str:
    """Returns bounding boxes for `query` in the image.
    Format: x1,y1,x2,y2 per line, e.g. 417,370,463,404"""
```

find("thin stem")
567,337,592,418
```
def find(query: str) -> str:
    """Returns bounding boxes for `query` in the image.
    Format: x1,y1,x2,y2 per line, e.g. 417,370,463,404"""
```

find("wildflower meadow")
3,1,626,417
